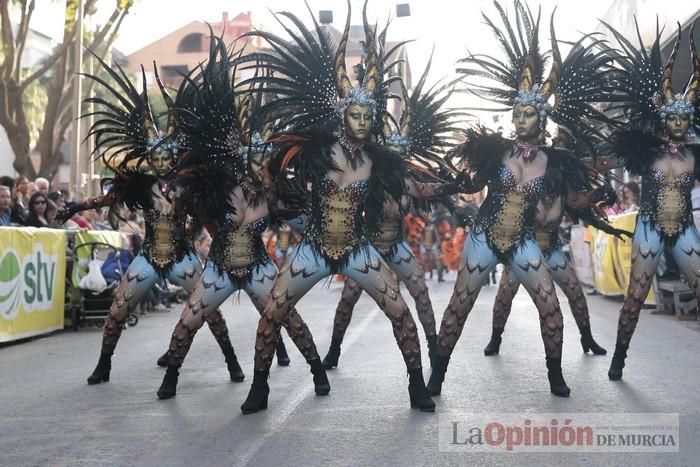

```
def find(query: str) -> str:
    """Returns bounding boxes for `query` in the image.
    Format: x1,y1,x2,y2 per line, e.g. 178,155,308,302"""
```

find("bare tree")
0,0,132,178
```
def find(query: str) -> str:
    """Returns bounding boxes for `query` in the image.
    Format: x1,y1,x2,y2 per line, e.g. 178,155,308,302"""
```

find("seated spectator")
24,192,50,227
620,181,640,213
14,176,29,209
0,186,16,226
45,199,59,227
63,210,92,230
48,191,65,210
34,177,50,195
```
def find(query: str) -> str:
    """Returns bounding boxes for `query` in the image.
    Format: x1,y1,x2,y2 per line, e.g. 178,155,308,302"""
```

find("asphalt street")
1,270,699,466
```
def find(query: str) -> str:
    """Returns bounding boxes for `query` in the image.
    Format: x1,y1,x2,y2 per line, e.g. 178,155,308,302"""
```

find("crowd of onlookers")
0,175,146,236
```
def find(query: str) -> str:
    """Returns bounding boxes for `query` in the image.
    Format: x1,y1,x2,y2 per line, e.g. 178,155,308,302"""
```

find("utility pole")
70,0,84,200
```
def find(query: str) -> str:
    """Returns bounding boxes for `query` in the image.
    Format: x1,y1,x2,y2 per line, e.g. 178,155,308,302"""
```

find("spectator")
620,181,640,213
64,210,93,230
14,176,29,208
24,192,50,227
34,177,50,194
48,191,65,210
193,228,212,263
1,176,27,224
45,199,59,226
0,186,16,226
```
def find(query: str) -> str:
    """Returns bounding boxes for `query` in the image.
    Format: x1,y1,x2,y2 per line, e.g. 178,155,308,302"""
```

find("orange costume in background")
404,213,426,263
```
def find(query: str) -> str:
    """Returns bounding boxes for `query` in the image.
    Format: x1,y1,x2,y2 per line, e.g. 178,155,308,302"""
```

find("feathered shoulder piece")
610,129,665,176
446,126,511,185
363,142,408,236
541,146,593,195
269,128,339,187
101,169,158,222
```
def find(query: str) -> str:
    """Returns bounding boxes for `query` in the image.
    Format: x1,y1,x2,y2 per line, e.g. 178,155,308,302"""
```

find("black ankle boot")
483,326,504,356
426,335,438,368
580,325,607,355
608,343,628,381
309,358,331,395
546,356,570,397
322,337,342,369
276,338,291,366
241,369,270,414
224,349,245,382
87,352,112,385
157,365,180,399
408,368,436,412
156,350,170,367
427,354,450,396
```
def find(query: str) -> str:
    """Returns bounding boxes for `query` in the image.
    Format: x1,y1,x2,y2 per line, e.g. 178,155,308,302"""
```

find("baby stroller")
68,240,137,330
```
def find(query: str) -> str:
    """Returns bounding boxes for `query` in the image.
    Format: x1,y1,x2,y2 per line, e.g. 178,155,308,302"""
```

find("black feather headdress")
456,0,619,151
82,50,185,171
383,53,464,171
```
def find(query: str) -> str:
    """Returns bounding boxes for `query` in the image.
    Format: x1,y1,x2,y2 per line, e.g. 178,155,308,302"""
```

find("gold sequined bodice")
477,165,546,253
143,209,186,269
641,170,694,237
309,176,369,260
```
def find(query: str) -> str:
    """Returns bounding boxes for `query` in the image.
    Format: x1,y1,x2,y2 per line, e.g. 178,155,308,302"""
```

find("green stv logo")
0,247,58,320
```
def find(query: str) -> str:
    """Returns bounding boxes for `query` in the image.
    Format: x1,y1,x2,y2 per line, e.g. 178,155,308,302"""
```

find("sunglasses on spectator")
33,200,46,205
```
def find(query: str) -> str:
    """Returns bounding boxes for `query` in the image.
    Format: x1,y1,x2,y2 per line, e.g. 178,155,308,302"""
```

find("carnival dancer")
428,0,619,397
60,54,243,386
322,60,464,370
156,37,325,399
234,1,439,413
602,22,700,380
485,131,632,356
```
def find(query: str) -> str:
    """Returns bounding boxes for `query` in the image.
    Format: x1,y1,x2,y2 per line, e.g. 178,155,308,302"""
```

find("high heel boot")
427,354,450,396
580,325,607,355
608,342,628,380
483,326,504,356
241,369,270,414
408,368,436,412
156,350,170,367
546,356,571,397
309,358,331,395
276,338,291,366
322,337,342,369
87,352,112,385
223,347,245,382
157,365,180,399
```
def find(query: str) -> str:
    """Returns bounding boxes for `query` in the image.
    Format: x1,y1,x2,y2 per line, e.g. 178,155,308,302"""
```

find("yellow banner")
589,212,653,302
0,228,67,342
72,230,125,288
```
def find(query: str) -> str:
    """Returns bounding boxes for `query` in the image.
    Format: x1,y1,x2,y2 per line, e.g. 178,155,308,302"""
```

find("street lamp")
70,0,84,201
396,3,411,17
319,10,333,24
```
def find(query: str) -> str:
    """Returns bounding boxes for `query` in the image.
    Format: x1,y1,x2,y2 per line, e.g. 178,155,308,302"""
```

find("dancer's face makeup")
665,113,690,141
344,104,373,141
150,149,174,177
512,104,541,141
